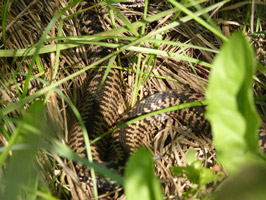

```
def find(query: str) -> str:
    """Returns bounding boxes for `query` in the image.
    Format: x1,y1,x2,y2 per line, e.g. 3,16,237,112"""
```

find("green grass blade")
168,0,229,42
27,169,38,200
92,100,207,144
99,55,117,90
108,4,139,37
50,140,124,186
21,0,82,97
1,0,10,48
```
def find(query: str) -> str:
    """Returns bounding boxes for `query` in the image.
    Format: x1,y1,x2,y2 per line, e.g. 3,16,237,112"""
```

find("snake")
68,0,266,191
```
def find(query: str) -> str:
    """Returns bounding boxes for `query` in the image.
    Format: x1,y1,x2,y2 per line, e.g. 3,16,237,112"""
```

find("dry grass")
1,0,266,199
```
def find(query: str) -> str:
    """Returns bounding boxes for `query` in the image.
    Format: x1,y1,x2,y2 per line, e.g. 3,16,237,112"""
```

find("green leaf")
186,148,197,165
206,32,261,174
184,163,201,184
215,165,266,200
0,100,46,199
199,168,218,186
171,160,221,186
124,147,163,200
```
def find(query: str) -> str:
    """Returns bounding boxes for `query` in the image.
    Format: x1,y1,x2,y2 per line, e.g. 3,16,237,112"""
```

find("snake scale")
68,0,266,189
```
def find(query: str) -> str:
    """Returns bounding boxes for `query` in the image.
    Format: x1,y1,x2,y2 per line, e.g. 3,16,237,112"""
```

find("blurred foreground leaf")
215,165,266,200
0,100,47,199
206,32,261,174
124,147,163,200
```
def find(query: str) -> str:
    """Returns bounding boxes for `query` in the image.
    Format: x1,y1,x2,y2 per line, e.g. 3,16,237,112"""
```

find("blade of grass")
108,4,139,37
49,140,124,185
1,0,10,47
0,1,223,116
21,0,82,97
0,2,223,58
0,37,219,57
92,99,207,144
168,0,228,42
99,55,117,90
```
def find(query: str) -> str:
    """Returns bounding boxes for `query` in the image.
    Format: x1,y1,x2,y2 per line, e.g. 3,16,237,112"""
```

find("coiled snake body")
68,65,210,183
68,0,266,189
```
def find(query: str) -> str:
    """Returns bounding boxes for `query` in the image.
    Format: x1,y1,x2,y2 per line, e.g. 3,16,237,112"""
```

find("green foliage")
0,100,57,200
172,149,222,186
206,32,262,174
171,149,223,198
124,148,163,200
215,165,266,200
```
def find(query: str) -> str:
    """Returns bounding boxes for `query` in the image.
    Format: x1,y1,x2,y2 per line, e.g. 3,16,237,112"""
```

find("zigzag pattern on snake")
68,0,266,189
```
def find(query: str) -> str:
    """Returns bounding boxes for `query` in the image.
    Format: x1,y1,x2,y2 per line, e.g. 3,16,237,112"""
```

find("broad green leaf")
206,32,261,174
124,148,163,200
